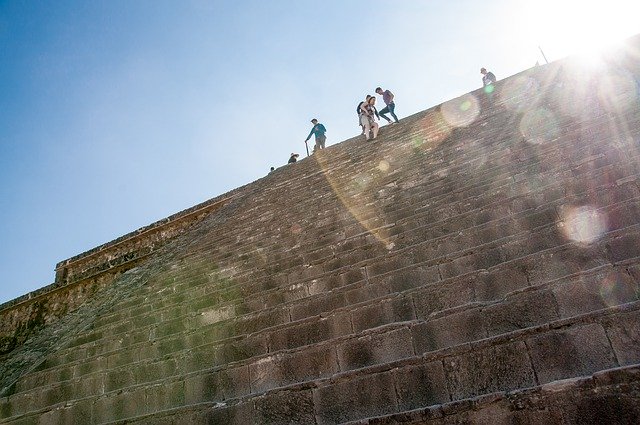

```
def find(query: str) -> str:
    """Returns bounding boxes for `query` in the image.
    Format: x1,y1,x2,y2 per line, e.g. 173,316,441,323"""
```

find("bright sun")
519,0,640,61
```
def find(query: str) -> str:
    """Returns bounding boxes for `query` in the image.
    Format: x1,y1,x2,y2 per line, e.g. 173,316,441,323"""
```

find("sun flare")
519,0,640,61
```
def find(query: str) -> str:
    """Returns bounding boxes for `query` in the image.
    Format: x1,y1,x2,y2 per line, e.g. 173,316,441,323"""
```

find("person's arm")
374,106,380,119
305,126,315,141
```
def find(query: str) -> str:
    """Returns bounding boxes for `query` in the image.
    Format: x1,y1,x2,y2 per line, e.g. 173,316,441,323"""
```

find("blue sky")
1,0,639,304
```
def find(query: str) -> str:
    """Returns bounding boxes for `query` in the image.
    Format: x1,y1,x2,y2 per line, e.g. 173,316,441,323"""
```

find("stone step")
5,300,636,424
13,243,639,403
79,193,640,356
343,364,640,425
85,158,640,336
41,211,640,382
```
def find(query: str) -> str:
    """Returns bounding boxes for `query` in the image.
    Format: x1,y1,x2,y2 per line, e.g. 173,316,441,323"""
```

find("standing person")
375,87,400,124
357,95,376,135
481,67,496,86
360,96,379,140
304,119,326,152
288,153,299,164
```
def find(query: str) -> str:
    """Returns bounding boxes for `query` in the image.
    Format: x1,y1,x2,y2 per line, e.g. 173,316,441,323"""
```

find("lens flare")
440,93,480,128
519,107,560,145
560,206,607,245
597,69,639,115
378,160,390,172
290,223,302,235
412,110,452,151
598,270,638,307
499,76,541,112
313,153,392,246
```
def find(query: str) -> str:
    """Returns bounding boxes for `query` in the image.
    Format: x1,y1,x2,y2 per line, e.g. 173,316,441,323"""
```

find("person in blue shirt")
304,119,326,153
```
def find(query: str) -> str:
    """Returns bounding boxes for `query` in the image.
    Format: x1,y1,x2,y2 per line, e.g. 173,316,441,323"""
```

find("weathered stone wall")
0,196,230,358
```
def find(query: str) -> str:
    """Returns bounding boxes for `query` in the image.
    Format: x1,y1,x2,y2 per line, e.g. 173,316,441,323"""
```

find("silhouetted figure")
288,153,299,164
375,87,400,123
304,119,327,152
481,67,496,86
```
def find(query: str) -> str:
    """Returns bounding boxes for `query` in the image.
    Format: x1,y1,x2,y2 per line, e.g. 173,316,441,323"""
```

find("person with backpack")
359,95,379,140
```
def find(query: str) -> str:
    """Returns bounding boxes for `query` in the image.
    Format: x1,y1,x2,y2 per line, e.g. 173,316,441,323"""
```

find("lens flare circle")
599,271,637,307
440,93,480,128
519,107,560,145
499,76,541,112
377,160,390,172
561,206,607,245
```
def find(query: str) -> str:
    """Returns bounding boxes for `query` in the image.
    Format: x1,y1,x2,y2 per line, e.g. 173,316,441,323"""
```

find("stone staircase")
2,37,640,424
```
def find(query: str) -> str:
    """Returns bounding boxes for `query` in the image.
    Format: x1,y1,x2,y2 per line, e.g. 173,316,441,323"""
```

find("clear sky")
1,0,639,304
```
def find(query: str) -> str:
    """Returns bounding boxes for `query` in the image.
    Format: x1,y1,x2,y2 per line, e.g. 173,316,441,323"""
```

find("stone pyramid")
2,35,640,424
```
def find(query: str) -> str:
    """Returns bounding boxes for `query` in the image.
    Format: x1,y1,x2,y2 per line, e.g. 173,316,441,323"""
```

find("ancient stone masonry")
0,196,230,359
2,34,640,424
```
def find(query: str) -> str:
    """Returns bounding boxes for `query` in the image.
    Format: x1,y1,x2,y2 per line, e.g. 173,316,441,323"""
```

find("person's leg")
319,135,326,149
388,102,399,122
378,105,392,123
372,122,379,138
360,115,371,140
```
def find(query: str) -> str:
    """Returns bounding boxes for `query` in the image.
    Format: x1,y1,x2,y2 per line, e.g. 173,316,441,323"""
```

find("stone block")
500,228,563,261
184,371,220,404
289,291,347,322
336,327,414,371
145,379,185,414
77,373,105,397
253,388,316,425
268,319,331,353
411,279,474,319
215,334,268,365
106,369,136,392
527,323,617,384
249,344,338,394
351,296,415,333
154,318,188,339
412,308,486,354
106,349,138,369
393,361,450,411
473,267,529,301
92,388,146,423
343,281,388,305
444,341,536,400
233,308,289,335
606,202,640,232
606,232,640,263
604,309,640,366
366,256,413,279
217,365,251,399
484,289,559,336
380,265,441,293
179,344,218,372
157,334,187,357
313,371,398,425
523,246,608,286
554,268,638,317
7,393,34,418
200,401,254,425
39,399,93,425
